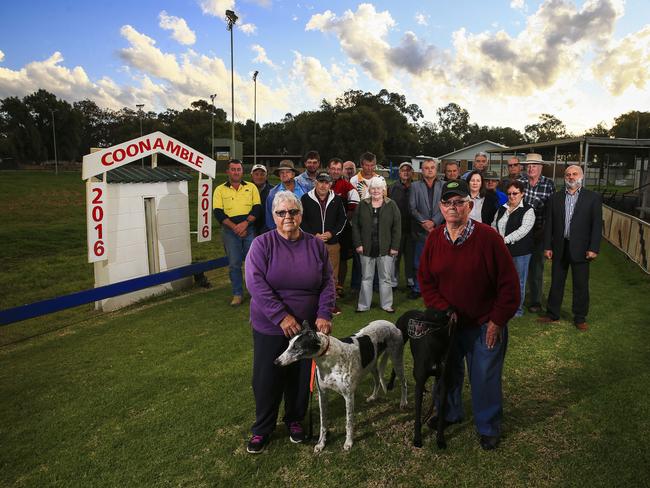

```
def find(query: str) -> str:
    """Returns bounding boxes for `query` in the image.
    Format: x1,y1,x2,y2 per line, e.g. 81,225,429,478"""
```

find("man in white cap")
519,153,556,313
251,164,272,234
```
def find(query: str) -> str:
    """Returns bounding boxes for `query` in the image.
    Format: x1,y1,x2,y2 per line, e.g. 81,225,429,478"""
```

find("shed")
438,140,510,172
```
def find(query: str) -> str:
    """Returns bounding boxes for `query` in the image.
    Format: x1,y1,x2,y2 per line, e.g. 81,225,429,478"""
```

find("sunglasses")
275,209,301,218
507,192,521,196
440,200,468,208
508,163,520,167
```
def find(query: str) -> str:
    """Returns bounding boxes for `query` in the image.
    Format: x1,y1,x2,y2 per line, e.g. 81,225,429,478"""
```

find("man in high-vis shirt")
213,159,262,306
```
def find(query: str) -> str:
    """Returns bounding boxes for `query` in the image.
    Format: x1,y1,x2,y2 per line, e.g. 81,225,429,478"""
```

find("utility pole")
226,9,238,159
253,71,258,165
209,93,217,161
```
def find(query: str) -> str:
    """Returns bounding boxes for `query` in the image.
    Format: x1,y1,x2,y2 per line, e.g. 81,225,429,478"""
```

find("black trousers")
547,240,590,324
251,330,311,436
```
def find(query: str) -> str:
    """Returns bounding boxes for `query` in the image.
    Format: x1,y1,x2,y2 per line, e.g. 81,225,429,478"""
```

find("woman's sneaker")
287,422,305,443
247,434,269,454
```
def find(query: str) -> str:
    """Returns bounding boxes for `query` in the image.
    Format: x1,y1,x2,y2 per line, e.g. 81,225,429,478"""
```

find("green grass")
1,171,650,487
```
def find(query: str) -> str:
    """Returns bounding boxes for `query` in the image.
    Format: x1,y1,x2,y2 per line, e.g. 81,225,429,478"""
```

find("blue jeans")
221,227,255,296
443,323,508,437
512,254,531,317
412,237,426,293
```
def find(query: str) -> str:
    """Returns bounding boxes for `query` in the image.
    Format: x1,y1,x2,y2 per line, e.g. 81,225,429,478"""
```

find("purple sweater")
245,230,336,335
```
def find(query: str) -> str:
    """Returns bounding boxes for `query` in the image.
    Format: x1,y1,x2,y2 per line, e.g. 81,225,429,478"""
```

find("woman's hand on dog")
280,314,302,337
315,318,332,335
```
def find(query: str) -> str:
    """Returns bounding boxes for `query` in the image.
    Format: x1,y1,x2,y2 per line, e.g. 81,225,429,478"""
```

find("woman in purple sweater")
244,191,335,454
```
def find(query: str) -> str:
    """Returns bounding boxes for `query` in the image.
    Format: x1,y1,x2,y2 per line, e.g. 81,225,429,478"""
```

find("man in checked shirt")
519,153,556,313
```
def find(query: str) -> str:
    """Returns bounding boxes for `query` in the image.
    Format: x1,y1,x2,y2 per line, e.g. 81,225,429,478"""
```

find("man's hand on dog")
486,321,501,350
315,318,332,335
280,314,302,337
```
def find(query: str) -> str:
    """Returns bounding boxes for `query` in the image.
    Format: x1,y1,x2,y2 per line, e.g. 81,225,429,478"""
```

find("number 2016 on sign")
87,181,108,263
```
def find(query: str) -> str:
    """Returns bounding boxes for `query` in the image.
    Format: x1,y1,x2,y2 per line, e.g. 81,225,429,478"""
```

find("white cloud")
0,50,4,63
239,23,257,35
290,51,357,102
159,11,197,45
198,0,235,16
415,13,429,26
252,44,277,68
510,0,526,9
593,25,650,95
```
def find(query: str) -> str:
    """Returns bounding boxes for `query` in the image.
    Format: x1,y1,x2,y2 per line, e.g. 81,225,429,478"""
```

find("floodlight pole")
209,93,217,160
253,71,258,165
226,9,238,159
49,109,58,175
136,104,145,168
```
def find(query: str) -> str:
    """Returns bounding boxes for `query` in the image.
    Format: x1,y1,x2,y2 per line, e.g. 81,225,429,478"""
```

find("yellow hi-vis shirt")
213,180,261,224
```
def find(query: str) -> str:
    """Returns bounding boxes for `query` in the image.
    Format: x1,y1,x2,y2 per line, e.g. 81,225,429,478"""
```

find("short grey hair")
272,191,303,214
367,176,387,191
475,151,488,159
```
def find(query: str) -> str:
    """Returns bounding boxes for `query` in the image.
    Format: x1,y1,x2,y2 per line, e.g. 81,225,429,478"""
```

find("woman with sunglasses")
244,191,335,454
491,180,536,317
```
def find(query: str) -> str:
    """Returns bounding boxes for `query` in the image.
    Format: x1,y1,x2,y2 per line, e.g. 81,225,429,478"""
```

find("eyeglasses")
440,200,468,208
275,209,301,218
507,192,521,196
508,164,520,167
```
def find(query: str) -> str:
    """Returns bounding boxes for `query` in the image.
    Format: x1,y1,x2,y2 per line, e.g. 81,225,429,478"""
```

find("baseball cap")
316,171,332,182
484,170,500,181
399,161,413,169
250,164,267,174
441,179,469,200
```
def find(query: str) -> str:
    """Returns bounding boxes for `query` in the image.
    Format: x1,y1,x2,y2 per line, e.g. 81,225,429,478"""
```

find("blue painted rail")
0,258,228,326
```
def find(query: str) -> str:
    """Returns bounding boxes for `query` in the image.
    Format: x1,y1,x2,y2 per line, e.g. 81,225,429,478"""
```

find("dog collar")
317,335,331,357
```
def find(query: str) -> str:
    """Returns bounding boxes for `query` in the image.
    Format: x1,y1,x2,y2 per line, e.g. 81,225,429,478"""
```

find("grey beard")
565,178,583,190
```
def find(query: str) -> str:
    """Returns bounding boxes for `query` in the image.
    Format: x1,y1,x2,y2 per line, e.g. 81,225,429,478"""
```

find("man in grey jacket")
408,158,444,299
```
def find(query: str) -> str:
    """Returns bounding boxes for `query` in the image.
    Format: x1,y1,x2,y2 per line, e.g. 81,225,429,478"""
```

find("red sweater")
418,222,520,328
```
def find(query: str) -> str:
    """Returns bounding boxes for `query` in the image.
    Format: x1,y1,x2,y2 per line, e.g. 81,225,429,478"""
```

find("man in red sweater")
418,179,519,450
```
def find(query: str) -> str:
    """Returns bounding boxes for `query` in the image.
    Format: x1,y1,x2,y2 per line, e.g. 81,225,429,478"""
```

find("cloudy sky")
1,0,649,133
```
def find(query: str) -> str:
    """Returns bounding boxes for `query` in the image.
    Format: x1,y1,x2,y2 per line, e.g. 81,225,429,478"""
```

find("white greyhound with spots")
274,320,407,452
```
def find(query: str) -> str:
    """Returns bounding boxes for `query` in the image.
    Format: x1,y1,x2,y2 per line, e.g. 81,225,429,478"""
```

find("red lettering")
126,143,139,157
101,152,114,166
138,139,151,153
94,240,105,257
165,140,181,156
201,199,209,211
201,184,209,197
180,148,190,161
113,148,125,162
91,187,103,204
202,212,208,224
202,226,210,238
94,223,103,239
153,137,164,150
195,155,204,168
92,206,104,222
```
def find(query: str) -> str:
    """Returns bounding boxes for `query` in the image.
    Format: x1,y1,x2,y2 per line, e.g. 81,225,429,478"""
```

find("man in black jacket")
388,162,415,290
251,164,272,235
539,165,602,331
301,172,347,314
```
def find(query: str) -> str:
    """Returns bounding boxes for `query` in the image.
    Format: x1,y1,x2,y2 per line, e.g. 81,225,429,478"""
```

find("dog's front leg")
413,379,425,448
314,383,328,453
366,366,380,402
343,393,355,450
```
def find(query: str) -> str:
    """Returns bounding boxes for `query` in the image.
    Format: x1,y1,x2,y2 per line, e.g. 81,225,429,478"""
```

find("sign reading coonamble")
82,131,216,180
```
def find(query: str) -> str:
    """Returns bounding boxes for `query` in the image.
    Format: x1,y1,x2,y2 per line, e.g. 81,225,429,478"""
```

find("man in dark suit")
538,165,602,331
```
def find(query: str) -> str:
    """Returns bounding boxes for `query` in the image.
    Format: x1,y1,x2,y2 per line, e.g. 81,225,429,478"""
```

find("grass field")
1,170,650,487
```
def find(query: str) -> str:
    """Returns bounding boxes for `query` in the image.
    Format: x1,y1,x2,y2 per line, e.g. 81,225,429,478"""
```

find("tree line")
1,88,648,166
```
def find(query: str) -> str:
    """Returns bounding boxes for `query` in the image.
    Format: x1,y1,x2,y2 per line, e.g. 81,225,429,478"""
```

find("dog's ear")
302,320,315,332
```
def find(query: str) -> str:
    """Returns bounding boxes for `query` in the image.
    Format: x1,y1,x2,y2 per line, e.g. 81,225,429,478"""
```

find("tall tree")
524,113,569,143
610,111,650,139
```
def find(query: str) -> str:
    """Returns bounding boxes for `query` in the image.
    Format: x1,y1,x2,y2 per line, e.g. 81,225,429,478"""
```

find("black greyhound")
388,307,456,449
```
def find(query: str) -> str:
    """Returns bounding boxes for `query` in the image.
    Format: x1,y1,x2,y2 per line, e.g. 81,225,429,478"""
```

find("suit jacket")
544,188,602,263
409,178,444,238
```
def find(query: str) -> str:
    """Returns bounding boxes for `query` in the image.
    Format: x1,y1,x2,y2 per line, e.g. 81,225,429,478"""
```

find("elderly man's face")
315,179,331,198
361,159,376,177
251,169,267,186
279,169,294,184
399,166,413,183
527,163,542,179
440,196,472,225
507,159,521,177
486,179,499,190
565,165,584,190
474,155,488,171
343,161,356,179
445,164,459,180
